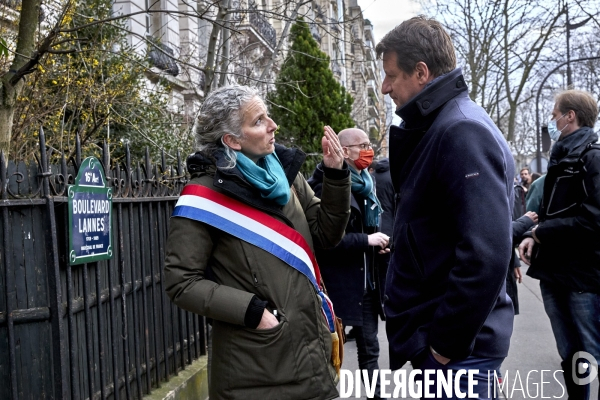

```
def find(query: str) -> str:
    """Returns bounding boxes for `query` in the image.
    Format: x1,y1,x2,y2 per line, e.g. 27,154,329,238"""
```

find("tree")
267,18,353,175
0,0,43,160
9,0,190,161
424,0,600,156
0,0,354,161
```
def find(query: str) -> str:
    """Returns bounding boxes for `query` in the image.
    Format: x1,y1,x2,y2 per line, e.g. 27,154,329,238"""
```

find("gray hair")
195,85,260,168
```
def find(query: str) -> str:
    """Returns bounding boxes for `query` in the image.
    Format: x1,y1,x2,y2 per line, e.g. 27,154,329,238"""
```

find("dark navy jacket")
385,68,515,369
374,158,395,237
309,163,385,326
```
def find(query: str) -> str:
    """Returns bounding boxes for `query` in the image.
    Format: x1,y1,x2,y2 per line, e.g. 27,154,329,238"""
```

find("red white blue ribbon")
172,184,337,332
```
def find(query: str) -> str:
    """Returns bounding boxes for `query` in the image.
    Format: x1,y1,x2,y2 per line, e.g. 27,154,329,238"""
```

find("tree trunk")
204,0,229,94
218,0,232,87
0,0,41,160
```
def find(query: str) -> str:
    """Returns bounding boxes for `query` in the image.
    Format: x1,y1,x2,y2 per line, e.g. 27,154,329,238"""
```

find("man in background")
520,167,532,191
309,128,389,399
520,89,600,400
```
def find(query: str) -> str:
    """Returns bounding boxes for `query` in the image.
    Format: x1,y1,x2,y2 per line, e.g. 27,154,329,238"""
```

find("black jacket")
374,158,395,237
308,163,385,326
506,214,536,315
385,69,514,369
527,127,600,293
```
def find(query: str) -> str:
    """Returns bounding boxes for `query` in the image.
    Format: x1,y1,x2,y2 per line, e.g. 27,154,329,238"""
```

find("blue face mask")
548,114,568,141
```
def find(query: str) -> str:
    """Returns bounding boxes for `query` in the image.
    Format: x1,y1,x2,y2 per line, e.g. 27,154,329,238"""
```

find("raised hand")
321,125,345,169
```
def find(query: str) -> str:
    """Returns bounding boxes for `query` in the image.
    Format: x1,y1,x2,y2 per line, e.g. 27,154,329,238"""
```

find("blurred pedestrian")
520,89,600,400
525,173,546,214
520,167,532,191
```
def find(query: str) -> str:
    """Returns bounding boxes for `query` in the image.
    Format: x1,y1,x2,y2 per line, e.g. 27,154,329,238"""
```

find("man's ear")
341,146,350,159
414,61,433,85
222,133,242,150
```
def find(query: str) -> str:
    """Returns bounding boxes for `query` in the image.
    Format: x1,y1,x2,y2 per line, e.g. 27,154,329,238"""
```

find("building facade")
114,0,387,152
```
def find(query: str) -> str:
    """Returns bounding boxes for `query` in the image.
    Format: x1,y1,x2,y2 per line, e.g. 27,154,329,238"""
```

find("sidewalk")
336,264,599,399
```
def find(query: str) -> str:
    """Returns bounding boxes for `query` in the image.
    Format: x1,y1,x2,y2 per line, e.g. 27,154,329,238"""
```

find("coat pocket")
227,312,299,390
546,175,583,217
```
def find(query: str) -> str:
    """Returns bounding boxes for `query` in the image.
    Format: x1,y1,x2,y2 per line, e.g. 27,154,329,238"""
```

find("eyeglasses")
344,142,373,150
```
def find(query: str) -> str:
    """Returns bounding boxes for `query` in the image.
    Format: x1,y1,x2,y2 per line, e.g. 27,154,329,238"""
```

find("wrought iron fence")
0,128,207,399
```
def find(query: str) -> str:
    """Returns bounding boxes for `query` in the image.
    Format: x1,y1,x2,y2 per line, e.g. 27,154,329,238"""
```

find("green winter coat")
164,146,351,400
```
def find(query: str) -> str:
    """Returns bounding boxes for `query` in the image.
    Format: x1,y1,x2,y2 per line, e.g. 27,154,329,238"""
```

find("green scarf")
235,152,290,206
350,168,381,228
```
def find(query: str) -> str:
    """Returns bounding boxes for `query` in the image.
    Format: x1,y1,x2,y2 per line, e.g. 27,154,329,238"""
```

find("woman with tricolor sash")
165,85,352,400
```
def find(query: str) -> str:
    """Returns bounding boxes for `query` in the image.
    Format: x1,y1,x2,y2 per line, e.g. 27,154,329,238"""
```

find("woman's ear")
222,134,242,150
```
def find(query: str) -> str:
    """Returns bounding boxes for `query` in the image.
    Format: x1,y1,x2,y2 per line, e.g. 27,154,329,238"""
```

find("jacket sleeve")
164,216,255,326
329,232,369,251
428,120,513,360
535,152,600,243
513,215,535,243
294,168,351,249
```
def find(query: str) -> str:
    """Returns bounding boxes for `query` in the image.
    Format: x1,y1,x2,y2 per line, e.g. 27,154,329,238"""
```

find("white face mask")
548,114,568,141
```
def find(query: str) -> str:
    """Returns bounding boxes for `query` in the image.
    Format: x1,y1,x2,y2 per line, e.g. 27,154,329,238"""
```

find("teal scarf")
350,168,381,228
235,152,290,206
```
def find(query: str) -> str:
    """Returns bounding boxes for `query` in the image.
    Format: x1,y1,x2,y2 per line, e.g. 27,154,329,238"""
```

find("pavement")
335,264,599,399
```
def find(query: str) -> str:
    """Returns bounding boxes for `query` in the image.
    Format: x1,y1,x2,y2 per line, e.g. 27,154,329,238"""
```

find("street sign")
68,157,113,265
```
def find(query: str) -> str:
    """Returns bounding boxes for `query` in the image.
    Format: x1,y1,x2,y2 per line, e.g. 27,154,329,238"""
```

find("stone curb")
143,356,209,400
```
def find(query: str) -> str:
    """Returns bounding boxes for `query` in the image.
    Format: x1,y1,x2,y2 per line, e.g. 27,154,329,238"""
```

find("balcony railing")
314,4,326,20
369,117,380,131
332,60,342,77
147,36,180,76
368,97,380,118
310,23,322,44
329,18,341,34
367,79,376,95
248,3,277,48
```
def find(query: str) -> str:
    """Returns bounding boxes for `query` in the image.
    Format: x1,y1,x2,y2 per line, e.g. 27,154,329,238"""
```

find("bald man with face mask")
308,128,389,400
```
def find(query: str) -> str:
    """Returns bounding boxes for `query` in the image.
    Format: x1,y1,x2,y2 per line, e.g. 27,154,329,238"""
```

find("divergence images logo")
573,351,598,385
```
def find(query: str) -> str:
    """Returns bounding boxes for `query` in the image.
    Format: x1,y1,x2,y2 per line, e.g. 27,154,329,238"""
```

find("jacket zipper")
363,199,368,292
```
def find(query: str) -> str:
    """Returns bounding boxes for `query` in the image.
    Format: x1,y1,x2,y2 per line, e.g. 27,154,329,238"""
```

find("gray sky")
356,0,421,124
356,0,422,44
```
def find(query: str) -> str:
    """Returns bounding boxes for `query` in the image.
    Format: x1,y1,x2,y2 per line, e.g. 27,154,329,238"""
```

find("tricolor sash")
172,184,337,332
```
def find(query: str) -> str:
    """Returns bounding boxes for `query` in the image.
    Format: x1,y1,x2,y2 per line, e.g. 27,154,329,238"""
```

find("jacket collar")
186,144,306,222
396,68,467,130
388,69,468,192
548,126,598,167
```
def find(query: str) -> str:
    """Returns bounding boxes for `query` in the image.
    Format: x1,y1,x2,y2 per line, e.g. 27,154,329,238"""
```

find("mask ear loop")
557,113,570,133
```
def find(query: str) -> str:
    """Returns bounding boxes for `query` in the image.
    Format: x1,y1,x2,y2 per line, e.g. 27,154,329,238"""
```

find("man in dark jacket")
309,128,390,399
519,89,600,400
376,16,514,398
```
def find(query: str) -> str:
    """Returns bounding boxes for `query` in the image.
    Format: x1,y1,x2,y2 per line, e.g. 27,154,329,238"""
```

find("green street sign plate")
68,157,113,265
